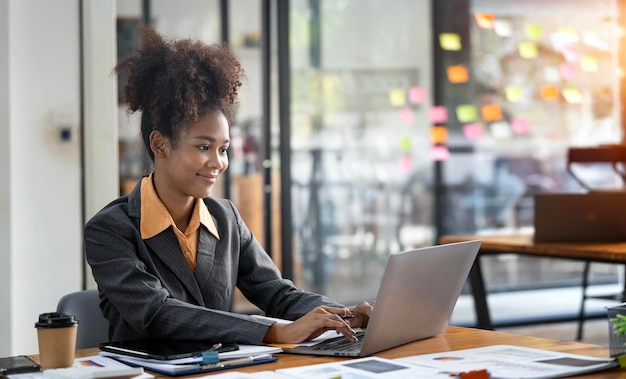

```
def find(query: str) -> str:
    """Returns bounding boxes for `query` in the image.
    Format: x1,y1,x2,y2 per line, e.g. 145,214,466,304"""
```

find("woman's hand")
345,301,375,328
263,306,359,344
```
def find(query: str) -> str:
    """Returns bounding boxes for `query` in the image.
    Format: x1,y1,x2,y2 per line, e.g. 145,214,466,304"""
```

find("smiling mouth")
198,174,217,183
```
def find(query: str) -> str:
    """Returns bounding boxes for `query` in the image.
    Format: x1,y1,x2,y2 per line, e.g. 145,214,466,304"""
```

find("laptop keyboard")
310,331,366,353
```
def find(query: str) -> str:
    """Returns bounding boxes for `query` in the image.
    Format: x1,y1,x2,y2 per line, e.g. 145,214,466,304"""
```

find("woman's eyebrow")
193,135,230,144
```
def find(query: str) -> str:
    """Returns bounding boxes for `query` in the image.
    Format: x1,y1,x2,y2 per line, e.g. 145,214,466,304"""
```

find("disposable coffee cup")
35,312,78,369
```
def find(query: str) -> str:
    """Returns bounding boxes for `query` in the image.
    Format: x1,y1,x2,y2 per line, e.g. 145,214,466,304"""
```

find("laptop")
534,192,626,242
282,240,481,357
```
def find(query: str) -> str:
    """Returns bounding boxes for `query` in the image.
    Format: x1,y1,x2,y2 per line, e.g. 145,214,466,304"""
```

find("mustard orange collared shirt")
140,173,220,272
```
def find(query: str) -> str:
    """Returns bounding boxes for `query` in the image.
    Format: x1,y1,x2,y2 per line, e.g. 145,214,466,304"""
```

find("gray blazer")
85,178,341,344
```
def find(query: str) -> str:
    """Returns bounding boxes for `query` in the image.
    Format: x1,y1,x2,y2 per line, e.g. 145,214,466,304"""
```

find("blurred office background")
1,0,624,355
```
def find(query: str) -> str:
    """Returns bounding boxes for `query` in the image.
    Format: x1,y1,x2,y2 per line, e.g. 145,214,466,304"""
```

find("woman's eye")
198,145,210,151
219,147,230,154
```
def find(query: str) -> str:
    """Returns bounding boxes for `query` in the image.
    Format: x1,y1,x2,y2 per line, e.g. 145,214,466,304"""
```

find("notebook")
534,192,626,242
282,240,481,357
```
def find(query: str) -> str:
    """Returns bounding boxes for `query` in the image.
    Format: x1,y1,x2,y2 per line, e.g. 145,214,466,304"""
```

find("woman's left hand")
344,301,375,328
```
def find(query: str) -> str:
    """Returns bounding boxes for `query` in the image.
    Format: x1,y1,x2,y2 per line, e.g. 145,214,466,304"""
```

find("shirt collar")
140,173,220,240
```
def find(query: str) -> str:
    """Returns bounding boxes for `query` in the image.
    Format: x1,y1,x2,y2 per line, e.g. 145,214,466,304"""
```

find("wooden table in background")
440,234,626,330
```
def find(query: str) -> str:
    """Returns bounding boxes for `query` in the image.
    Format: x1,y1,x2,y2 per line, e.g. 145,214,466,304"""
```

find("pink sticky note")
430,145,450,161
463,123,484,140
398,107,414,124
511,117,530,134
560,63,576,80
562,45,579,62
398,155,412,172
409,87,427,104
430,106,448,124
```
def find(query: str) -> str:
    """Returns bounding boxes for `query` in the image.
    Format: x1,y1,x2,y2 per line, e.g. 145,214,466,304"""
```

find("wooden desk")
440,234,626,330
46,326,620,378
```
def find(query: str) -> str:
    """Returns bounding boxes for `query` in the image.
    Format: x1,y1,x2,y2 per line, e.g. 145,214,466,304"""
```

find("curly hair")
115,27,246,161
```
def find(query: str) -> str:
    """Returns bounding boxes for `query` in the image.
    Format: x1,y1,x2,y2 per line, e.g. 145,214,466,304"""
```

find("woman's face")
155,110,230,199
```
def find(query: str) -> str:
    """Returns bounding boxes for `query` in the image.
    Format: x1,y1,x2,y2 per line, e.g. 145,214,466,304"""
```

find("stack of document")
99,345,281,376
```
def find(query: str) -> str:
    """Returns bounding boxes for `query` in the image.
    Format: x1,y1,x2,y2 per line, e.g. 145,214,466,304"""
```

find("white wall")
0,0,118,356
0,0,12,358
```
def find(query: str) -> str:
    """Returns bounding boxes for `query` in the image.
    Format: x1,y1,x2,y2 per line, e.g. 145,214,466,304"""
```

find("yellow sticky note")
430,126,448,144
456,105,478,123
518,42,538,59
439,33,462,51
447,65,469,84
481,104,503,122
389,89,406,107
525,24,543,40
505,86,523,103
474,13,494,29
580,55,599,72
559,27,580,44
562,88,583,104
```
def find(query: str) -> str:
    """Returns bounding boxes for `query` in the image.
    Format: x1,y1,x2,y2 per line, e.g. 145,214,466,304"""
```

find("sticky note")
540,84,560,101
559,27,580,44
562,87,583,104
430,145,450,161
480,104,503,122
525,24,543,40
562,45,579,62
447,65,469,84
494,19,513,37
518,42,538,59
409,86,427,104
511,117,530,134
560,63,577,80
463,123,484,140
474,13,494,29
489,121,513,139
456,105,478,123
439,33,462,51
544,66,560,83
580,55,599,72
430,106,448,123
505,86,523,103
430,126,448,144
322,75,338,99
398,155,412,172
399,136,411,152
398,107,414,124
389,89,406,107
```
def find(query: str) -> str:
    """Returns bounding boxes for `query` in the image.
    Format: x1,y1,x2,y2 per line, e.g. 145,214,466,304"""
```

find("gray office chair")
56,289,109,349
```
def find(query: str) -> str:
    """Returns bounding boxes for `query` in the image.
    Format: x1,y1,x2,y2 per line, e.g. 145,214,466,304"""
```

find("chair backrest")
56,289,109,349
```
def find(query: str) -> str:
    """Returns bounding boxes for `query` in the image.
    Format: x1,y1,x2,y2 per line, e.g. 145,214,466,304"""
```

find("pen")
199,354,273,369
339,314,354,320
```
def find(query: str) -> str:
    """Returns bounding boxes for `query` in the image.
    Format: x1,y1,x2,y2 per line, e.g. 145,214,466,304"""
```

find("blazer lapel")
194,227,217,291
145,228,206,307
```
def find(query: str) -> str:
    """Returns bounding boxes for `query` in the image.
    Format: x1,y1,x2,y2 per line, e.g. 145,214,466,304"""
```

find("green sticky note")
399,136,411,152
525,23,543,39
456,105,478,123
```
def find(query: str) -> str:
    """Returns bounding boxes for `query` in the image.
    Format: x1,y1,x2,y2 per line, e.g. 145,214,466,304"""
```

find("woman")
85,27,373,345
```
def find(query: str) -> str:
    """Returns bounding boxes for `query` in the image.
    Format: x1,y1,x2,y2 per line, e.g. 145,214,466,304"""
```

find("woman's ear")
149,130,169,158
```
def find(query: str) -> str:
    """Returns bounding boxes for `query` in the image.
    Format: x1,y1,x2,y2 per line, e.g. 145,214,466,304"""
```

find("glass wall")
461,0,622,293
288,0,435,303
112,0,626,322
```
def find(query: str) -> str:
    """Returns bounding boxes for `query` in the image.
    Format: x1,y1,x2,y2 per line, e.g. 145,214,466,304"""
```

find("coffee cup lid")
35,312,78,328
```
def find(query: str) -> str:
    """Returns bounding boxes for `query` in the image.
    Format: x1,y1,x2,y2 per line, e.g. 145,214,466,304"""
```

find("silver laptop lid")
359,240,480,356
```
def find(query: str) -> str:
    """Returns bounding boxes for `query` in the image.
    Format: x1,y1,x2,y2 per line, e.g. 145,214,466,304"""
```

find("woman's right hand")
263,306,358,344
